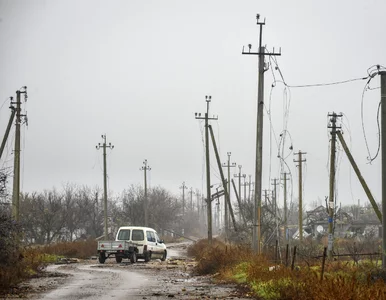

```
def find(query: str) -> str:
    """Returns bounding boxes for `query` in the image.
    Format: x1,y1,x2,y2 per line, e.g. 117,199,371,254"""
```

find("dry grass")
188,238,252,275
40,239,97,259
188,240,386,299
0,239,96,292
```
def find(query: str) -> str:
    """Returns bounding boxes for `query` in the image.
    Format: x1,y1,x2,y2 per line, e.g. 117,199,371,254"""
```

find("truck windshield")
117,229,130,240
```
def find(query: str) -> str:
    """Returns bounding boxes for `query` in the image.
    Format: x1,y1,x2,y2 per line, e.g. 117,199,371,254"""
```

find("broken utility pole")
242,14,281,253
336,130,381,222
294,150,306,242
96,135,114,239
209,124,237,232
195,96,218,244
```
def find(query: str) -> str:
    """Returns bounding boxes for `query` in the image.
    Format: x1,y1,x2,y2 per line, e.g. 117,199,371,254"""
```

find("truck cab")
116,226,167,262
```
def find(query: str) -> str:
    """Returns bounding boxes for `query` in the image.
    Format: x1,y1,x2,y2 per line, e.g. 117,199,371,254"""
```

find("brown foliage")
41,239,97,259
188,238,252,275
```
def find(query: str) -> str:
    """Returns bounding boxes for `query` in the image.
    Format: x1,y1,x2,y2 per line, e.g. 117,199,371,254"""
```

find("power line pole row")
242,14,281,254
294,150,306,242
96,134,114,239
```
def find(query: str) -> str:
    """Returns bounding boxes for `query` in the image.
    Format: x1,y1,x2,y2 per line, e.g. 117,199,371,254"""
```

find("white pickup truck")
97,226,167,264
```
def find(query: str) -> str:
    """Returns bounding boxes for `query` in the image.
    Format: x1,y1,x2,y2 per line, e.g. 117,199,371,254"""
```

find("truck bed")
97,240,135,251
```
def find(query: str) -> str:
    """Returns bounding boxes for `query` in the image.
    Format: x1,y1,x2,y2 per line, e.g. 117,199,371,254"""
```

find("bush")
41,239,97,259
187,238,252,275
0,212,45,291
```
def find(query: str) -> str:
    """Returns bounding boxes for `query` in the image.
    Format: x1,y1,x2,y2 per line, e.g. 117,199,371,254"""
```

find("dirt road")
11,242,251,299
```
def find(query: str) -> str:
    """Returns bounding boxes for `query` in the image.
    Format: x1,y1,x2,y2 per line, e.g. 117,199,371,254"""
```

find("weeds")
188,239,386,299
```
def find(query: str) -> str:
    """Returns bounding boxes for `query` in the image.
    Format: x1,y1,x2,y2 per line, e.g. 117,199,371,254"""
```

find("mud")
1,242,252,299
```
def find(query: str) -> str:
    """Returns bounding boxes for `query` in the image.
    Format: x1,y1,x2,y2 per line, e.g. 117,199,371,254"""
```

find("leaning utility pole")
0,99,15,160
327,113,341,257
195,96,218,244
282,172,290,241
380,71,386,268
336,130,381,222
180,182,188,217
242,14,281,253
209,125,237,231
222,152,236,237
96,134,114,239
294,151,306,242
12,87,27,222
140,159,151,227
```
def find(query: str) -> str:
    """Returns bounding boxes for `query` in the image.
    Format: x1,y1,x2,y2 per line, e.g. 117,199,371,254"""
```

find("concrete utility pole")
180,182,188,217
327,113,342,257
242,14,281,253
11,87,27,222
282,172,290,241
140,159,151,227
248,175,252,202
271,178,279,220
242,175,248,202
222,152,236,237
189,187,195,210
96,134,114,239
195,96,218,244
294,151,306,242
380,71,386,268
195,189,201,215
234,165,246,222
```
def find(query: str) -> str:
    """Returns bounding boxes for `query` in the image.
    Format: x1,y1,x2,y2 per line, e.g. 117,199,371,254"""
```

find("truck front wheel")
115,256,122,263
144,251,151,262
98,253,106,264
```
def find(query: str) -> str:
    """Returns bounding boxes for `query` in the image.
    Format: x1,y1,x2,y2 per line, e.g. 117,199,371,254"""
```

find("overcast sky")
0,0,385,210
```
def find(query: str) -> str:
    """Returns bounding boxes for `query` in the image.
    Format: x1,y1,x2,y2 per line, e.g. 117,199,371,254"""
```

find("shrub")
188,238,252,275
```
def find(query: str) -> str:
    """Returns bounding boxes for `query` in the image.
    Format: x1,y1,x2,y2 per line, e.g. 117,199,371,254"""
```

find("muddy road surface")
10,242,251,300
